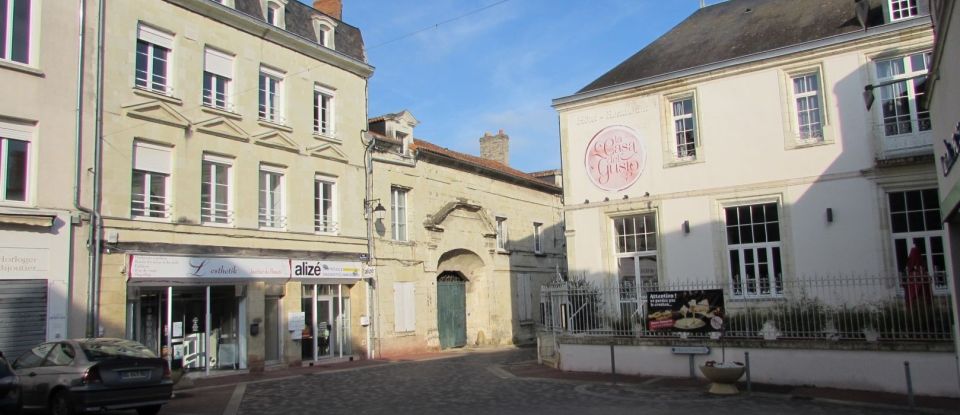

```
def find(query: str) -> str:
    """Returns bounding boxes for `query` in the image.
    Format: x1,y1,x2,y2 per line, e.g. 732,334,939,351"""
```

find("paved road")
234,348,907,415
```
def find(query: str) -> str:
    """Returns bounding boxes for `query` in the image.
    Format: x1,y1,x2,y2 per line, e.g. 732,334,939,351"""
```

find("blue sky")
310,1,707,172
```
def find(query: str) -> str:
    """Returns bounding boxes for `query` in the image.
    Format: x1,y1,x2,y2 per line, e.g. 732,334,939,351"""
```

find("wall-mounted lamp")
623,195,629,200
863,74,929,110
826,208,834,223
364,199,387,220
682,220,690,234
604,197,610,202
584,199,590,204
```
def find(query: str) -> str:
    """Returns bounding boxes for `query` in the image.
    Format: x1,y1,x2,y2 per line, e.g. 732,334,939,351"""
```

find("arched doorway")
437,272,467,349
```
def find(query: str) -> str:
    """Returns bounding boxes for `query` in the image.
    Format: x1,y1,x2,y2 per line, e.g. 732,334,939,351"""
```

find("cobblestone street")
233,348,911,415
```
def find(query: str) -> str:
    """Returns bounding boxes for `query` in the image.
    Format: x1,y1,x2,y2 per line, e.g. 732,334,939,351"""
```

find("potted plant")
699,318,745,395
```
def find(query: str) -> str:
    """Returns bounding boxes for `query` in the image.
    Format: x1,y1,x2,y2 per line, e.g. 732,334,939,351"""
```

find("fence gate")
437,273,466,349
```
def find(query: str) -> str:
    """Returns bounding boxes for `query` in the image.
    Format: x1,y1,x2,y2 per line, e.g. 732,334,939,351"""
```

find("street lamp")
366,199,386,220
863,73,929,111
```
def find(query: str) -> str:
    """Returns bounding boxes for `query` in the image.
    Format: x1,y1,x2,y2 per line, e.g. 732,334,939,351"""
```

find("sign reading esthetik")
130,255,289,281
584,125,646,191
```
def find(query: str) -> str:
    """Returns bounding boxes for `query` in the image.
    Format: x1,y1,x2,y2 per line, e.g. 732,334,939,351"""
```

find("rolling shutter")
0,279,47,360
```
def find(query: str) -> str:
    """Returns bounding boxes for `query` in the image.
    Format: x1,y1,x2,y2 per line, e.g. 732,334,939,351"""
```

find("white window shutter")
133,142,172,174
204,48,233,78
138,23,174,49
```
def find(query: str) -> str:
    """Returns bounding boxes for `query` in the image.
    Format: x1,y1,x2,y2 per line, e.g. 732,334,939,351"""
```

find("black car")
13,338,172,415
0,352,21,415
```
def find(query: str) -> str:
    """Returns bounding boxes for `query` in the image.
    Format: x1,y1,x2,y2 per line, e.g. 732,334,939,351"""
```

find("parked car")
12,338,172,415
0,351,21,415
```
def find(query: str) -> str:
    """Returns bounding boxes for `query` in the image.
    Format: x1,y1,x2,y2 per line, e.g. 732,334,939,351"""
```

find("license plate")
120,370,149,380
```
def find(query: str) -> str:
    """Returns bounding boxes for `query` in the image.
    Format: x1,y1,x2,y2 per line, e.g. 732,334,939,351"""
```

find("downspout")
72,0,91,339
87,0,106,338
362,77,377,360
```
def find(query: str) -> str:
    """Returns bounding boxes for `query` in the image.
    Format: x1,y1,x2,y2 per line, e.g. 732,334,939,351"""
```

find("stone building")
90,0,373,372
366,111,565,355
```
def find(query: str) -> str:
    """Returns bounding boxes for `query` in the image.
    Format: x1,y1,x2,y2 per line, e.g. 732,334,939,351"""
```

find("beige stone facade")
367,112,565,356
91,0,372,371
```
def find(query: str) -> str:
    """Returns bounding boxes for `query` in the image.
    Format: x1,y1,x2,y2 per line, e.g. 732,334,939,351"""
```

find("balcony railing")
201,201,233,225
131,193,171,219
314,214,339,234
258,208,286,229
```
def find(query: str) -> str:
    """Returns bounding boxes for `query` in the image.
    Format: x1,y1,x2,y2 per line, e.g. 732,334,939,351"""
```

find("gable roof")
579,0,897,94
408,139,562,194
234,0,365,62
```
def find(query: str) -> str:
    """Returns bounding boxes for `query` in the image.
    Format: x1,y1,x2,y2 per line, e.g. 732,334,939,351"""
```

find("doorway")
437,272,466,349
264,296,281,363
301,284,351,361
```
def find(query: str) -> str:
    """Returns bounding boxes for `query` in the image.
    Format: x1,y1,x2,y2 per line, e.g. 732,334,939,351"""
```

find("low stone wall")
551,335,960,398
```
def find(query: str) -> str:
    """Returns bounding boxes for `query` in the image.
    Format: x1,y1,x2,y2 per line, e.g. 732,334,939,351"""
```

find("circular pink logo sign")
584,125,645,191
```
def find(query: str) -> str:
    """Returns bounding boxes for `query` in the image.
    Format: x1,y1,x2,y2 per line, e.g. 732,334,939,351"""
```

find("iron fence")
538,274,954,342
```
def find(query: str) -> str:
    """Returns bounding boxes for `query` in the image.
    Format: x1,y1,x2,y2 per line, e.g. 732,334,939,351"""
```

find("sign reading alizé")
130,255,289,280
291,260,362,279
584,125,646,191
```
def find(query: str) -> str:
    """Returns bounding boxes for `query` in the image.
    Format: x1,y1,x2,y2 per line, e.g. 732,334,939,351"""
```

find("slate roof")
579,0,892,93
408,139,562,194
234,0,365,62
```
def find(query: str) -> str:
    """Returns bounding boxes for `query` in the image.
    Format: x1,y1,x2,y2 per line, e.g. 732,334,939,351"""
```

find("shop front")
291,260,361,362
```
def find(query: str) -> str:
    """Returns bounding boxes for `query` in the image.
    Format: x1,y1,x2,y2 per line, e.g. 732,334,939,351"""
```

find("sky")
303,1,708,173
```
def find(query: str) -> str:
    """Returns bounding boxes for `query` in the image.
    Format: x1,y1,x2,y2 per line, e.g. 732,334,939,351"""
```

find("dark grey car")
0,352,21,414
12,338,172,415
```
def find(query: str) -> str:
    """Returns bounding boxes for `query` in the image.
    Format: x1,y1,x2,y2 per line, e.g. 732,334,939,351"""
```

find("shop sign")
130,255,289,280
0,247,49,278
646,289,724,333
584,125,645,191
939,122,960,177
292,260,362,279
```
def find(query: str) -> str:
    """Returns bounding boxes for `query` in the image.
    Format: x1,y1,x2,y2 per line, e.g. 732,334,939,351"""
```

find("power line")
368,0,511,50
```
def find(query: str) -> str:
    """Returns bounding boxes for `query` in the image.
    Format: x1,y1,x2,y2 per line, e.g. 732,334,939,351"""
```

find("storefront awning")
0,213,55,228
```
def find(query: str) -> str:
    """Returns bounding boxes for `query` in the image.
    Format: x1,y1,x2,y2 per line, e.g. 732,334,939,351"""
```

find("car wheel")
136,404,163,415
49,390,75,415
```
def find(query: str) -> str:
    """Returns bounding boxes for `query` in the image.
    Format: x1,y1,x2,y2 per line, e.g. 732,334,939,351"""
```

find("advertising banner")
130,255,290,282
646,289,724,332
291,260,362,284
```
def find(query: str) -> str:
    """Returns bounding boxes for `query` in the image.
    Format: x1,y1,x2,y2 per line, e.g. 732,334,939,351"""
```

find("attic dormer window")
312,16,337,50
889,0,918,21
264,0,285,28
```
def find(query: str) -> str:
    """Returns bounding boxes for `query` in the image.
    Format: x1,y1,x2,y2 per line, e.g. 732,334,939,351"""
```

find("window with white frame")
725,203,783,297
496,216,507,250
889,0,919,20
201,154,232,225
391,186,407,241
791,71,823,140
614,213,658,318
888,189,948,290
1,0,31,64
0,122,30,203
258,66,284,123
313,84,334,136
135,24,173,94
393,282,415,333
875,52,931,136
203,48,233,111
670,96,697,159
516,273,533,322
131,141,172,219
265,1,283,27
258,165,285,229
314,176,336,233
533,222,543,253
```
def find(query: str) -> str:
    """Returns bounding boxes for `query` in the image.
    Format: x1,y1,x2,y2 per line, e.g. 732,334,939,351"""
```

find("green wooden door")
437,279,466,349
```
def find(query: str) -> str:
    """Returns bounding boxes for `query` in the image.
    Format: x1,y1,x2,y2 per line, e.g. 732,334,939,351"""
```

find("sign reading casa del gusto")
585,125,645,191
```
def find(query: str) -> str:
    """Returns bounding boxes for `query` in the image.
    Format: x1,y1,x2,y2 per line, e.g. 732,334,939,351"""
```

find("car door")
35,342,79,403
12,342,54,408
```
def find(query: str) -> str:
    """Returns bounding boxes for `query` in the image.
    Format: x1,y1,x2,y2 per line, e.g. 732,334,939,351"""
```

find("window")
670,96,697,159
266,2,282,27
791,72,823,140
496,216,507,250
533,222,543,253
391,187,407,241
312,15,336,49
135,24,173,94
313,85,334,135
725,203,783,297
203,48,233,111
393,282,415,333
614,214,658,318
888,189,947,290
13,342,53,370
258,67,284,123
314,176,336,233
889,0,918,20
131,141,171,219
875,52,931,136
201,154,232,225
0,123,29,203
42,343,75,367
516,273,533,322
0,0,31,64
258,165,285,229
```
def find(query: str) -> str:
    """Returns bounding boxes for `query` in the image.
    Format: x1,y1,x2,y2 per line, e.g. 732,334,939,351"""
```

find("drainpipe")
363,132,376,360
72,0,91,340
86,0,107,338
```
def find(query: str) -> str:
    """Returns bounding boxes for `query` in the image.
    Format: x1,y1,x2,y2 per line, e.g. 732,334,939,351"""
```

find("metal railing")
131,194,171,219
314,215,339,234
201,201,233,225
539,274,954,342
258,209,286,229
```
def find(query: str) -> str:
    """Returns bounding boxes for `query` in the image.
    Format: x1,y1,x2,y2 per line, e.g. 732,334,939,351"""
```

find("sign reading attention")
584,125,645,191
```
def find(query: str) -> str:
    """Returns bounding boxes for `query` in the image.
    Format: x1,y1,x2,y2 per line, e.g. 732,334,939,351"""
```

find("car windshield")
79,339,156,361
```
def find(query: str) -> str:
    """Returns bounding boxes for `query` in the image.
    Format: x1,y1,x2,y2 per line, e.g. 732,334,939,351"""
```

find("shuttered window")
393,282,415,333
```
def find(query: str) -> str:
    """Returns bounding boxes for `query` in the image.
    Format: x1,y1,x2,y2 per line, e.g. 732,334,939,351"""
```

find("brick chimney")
479,129,510,166
313,0,342,20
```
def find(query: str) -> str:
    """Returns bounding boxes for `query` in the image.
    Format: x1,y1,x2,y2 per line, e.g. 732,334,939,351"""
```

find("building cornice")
553,18,932,109
164,0,374,79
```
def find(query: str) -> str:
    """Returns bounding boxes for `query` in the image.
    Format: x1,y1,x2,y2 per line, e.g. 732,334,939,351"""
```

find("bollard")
745,351,752,393
904,361,915,409
610,343,616,380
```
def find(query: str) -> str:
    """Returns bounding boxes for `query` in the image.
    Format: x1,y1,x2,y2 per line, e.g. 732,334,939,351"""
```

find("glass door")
317,298,332,358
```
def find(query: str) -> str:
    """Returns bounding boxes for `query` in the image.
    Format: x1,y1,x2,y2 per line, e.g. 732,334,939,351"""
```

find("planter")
699,364,745,395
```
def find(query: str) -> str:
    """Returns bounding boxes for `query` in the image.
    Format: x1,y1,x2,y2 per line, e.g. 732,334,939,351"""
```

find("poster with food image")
646,289,724,332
